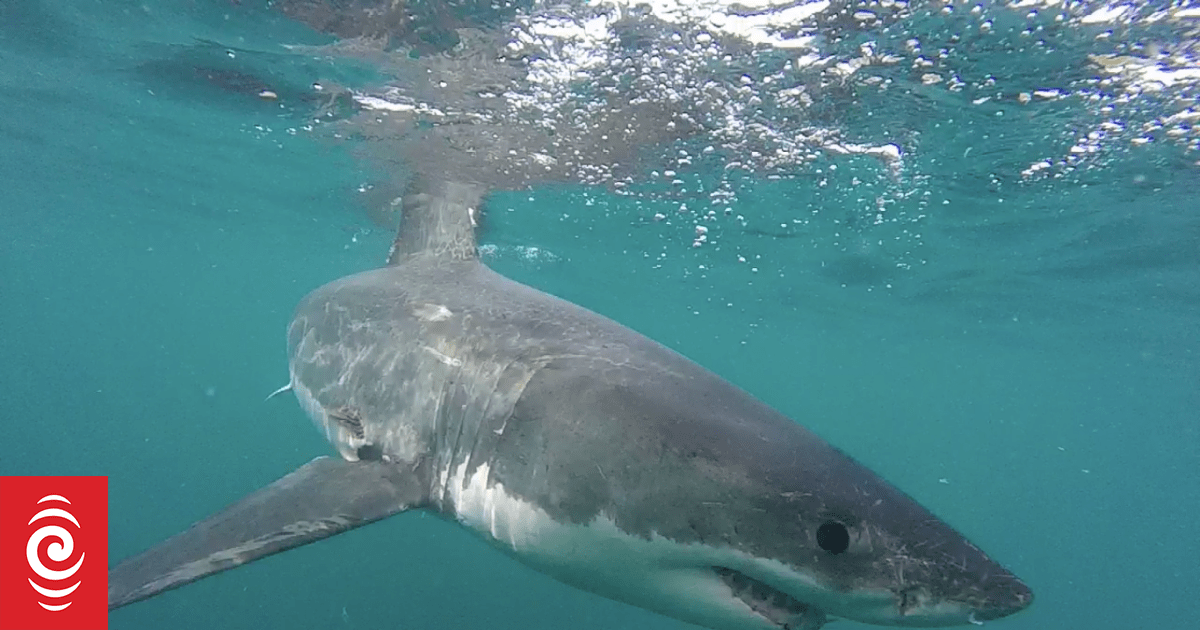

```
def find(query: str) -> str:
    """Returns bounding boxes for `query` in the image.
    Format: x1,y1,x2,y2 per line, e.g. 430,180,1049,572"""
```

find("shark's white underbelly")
443,459,803,630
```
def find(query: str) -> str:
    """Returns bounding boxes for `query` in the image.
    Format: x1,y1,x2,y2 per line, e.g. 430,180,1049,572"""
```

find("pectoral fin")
108,456,427,610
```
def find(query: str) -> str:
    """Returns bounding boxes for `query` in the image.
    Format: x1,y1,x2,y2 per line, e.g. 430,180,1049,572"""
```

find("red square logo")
0,477,108,630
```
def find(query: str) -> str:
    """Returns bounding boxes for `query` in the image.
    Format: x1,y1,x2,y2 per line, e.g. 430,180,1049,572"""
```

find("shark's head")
632,369,1035,630
707,476,1036,628
495,354,1035,630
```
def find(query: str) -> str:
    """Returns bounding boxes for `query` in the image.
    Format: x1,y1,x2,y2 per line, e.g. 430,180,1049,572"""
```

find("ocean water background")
1,1,1196,630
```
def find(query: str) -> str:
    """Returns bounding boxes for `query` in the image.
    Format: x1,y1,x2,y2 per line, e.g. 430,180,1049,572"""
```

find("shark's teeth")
713,567,826,630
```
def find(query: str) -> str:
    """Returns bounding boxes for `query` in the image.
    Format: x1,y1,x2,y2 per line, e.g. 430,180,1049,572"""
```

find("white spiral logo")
26,494,85,612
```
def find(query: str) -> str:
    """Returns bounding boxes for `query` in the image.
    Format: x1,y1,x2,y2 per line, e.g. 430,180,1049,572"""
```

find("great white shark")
108,177,1033,629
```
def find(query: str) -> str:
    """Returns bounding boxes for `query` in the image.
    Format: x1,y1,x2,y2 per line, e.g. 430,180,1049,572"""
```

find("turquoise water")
2,2,1197,630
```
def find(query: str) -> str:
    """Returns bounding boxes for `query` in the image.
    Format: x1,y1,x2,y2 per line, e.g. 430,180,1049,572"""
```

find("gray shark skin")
109,178,1032,630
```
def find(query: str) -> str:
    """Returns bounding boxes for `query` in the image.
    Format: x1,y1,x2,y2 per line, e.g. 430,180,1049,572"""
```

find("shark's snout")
972,573,1033,622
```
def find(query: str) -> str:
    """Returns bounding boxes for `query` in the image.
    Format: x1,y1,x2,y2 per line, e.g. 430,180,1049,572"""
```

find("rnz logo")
0,475,108,630
27,494,86,611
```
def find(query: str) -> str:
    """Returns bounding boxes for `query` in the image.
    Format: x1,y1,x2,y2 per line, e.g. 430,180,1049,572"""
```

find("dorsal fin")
386,176,485,265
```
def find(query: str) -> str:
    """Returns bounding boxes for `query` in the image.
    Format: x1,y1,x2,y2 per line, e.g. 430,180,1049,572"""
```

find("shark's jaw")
713,566,829,629
710,564,986,629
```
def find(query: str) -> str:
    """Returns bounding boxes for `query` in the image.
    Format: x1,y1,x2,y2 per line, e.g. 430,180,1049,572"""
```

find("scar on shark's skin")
413,303,453,322
327,406,365,440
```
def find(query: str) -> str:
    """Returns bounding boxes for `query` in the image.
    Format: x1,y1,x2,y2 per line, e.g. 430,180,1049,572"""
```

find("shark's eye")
816,521,850,554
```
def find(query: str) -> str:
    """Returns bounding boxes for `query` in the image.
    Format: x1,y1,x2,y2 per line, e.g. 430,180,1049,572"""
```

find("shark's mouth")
714,567,827,630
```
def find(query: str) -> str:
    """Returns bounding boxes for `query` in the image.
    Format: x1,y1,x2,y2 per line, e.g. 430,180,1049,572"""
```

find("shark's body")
109,179,1032,629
